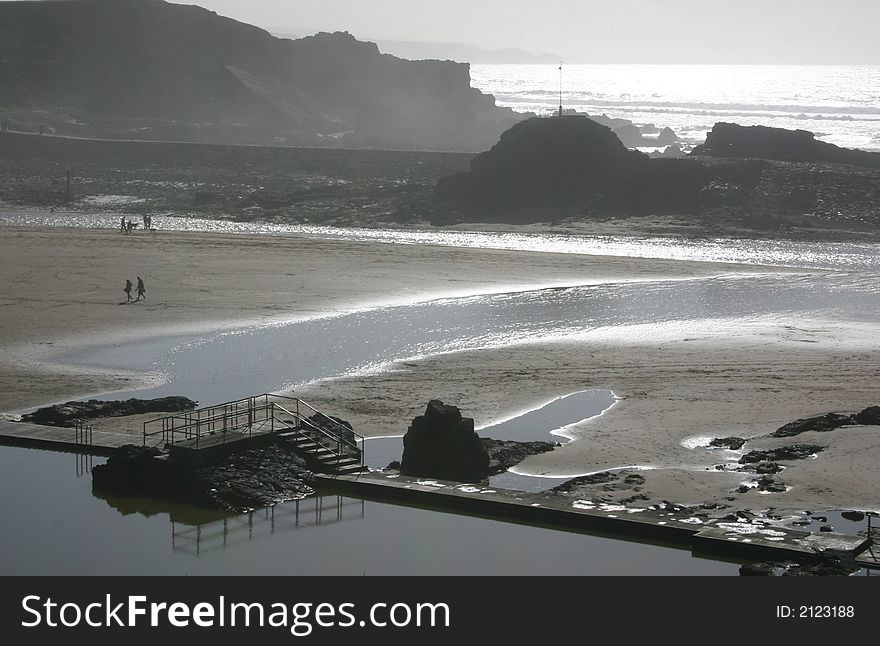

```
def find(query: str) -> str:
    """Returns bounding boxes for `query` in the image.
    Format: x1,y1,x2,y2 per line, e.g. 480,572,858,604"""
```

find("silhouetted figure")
124,279,133,302
136,277,146,301
120,216,126,232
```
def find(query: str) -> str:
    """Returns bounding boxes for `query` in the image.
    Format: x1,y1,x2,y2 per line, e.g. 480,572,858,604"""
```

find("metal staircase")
143,394,366,475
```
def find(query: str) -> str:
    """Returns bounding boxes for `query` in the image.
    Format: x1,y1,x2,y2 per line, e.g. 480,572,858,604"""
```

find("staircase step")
334,464,368,475
318,456,361,467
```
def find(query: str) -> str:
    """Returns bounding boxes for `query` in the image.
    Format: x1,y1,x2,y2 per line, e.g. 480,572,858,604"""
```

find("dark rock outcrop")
194,446,312,510
400,400,489,483
755,475,787,493
657,127,678,145
710,437,746,450
754,462,783,475
435,117,880,231
551,471,619,492
853,406,880,426
480,438,555,475
435,116,646,217
692,122,880,170
91,444,165,495
21,396,197,427
773,413,854,438
740,445,825,464
841,511,865,522
93,442,313,512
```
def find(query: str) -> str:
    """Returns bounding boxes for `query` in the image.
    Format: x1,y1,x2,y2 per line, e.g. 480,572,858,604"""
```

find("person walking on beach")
136,276,146,301
124,279,133,302
120,216,126,233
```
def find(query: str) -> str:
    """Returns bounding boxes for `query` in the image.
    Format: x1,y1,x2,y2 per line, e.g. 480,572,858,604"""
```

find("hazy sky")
168,0,880,63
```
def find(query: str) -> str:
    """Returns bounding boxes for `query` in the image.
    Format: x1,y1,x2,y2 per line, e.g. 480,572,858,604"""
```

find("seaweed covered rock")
480,438,556,475
739,445,825,464
773,413,854,438
93,442,314,512
400,400,489,483
22,396,197,427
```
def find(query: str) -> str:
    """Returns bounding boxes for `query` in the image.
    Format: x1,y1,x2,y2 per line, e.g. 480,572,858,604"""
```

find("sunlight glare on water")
4,212,880,271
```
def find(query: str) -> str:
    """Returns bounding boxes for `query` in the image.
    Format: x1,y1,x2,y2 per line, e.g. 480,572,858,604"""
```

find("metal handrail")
73,419,92,446
141,393,366,470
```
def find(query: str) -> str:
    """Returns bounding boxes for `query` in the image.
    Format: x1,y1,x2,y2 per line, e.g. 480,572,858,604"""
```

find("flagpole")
558,63,563,117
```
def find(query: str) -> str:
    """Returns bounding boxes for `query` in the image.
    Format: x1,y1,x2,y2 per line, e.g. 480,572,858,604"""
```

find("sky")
165,0,880,63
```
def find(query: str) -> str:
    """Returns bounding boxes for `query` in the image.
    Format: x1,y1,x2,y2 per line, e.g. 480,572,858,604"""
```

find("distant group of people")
124,277,147,303
120,215,154,233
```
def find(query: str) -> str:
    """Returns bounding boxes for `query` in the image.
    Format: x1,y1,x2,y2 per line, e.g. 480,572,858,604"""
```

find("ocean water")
470,64,880,152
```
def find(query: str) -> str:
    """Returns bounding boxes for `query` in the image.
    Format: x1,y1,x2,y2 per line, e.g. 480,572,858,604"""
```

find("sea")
470,64,880,152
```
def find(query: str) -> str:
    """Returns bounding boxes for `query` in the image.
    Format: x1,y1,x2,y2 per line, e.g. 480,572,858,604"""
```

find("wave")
495,95,880,119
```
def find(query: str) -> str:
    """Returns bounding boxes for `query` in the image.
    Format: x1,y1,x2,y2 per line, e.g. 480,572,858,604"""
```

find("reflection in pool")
0,445,737,575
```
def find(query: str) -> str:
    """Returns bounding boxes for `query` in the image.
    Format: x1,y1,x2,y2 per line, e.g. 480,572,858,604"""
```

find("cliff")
0,0,524,151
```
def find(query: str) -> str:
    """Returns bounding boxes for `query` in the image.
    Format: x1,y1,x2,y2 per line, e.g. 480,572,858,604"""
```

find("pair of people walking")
124,277,146,302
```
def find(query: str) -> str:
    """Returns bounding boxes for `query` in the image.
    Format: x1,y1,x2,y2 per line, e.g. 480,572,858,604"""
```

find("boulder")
853,406,880,425
691,122,880,169
709,436,746,450
657,127,678,145
755,462,783,475
400,400,489,483
841,511,865,522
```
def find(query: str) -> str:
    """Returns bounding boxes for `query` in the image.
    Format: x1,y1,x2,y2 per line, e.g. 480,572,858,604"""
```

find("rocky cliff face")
0,0,524,151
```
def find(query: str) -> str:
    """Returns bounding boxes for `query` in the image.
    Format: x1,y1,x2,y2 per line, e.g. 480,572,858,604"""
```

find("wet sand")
0,226,762,410
2,225,878,515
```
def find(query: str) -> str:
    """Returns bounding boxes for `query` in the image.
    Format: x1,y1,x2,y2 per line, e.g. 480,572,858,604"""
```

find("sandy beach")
2,224,879,515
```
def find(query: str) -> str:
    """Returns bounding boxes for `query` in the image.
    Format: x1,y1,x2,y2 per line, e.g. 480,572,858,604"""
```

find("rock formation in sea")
400,400,490,482
435,115,880,229
692,122,880,169
435,115,646,215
